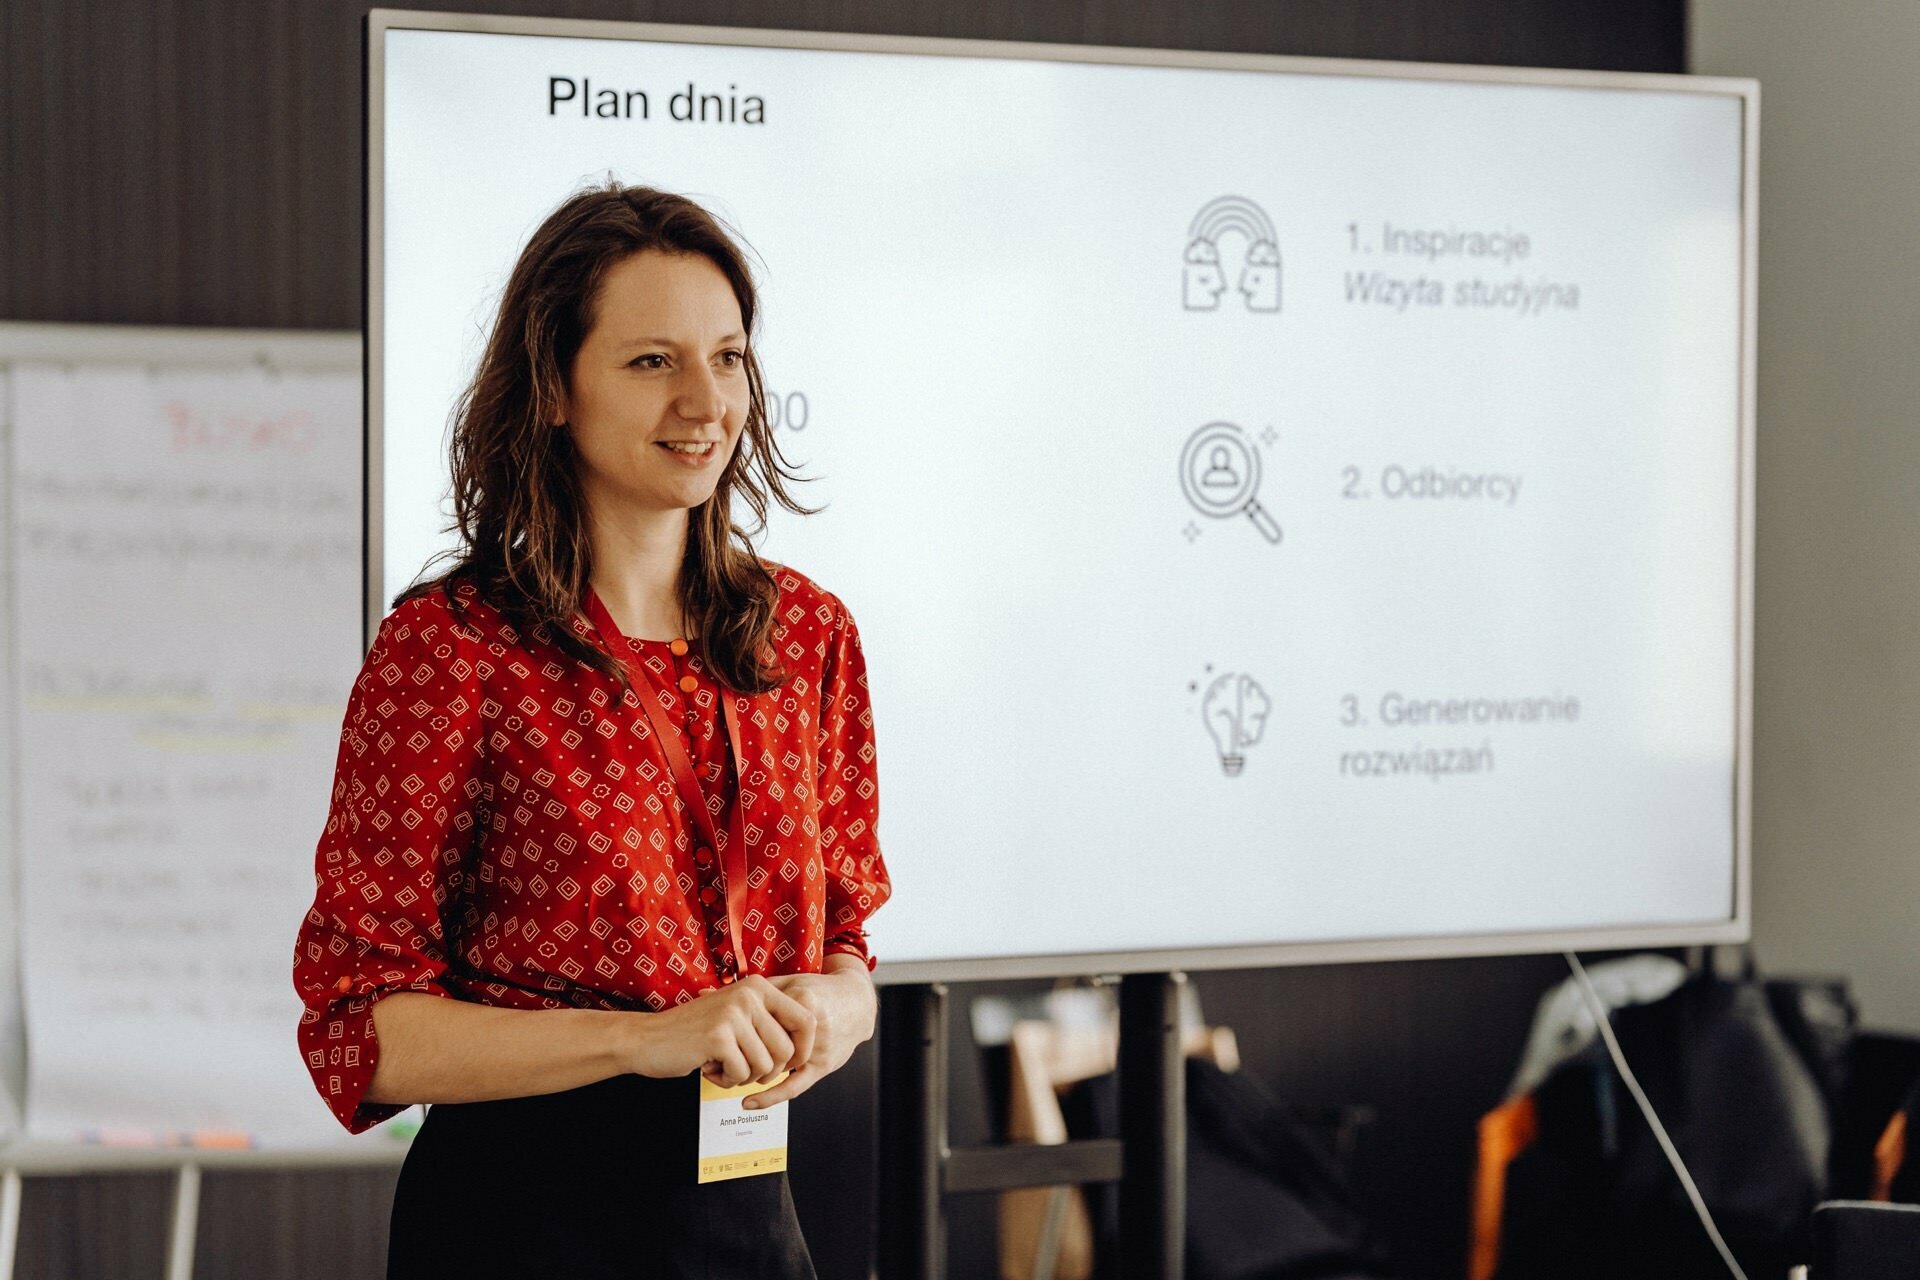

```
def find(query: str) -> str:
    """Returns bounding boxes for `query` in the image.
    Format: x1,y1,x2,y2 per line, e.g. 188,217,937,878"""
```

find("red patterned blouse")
292,565,891,1134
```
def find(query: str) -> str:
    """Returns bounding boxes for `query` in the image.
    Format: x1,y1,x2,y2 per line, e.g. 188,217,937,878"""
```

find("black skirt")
387,1073,817,1280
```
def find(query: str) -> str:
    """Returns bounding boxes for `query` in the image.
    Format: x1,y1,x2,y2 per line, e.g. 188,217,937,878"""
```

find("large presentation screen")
371,13,1755,980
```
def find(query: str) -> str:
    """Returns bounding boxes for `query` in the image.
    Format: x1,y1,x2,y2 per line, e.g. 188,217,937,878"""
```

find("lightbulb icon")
1201,672,1271,776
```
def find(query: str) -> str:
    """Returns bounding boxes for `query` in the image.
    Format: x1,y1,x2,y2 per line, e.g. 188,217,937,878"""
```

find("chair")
1808,1201,1920,1278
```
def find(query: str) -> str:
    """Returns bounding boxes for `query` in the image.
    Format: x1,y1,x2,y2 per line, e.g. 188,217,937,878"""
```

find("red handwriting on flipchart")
164,402,318,453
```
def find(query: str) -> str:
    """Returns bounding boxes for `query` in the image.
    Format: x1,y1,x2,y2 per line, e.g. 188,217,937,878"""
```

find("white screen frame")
365,8,1757,983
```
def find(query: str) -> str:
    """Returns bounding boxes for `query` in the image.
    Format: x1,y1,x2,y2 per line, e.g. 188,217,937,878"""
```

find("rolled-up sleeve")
813,595,892,969
292,598,483,1133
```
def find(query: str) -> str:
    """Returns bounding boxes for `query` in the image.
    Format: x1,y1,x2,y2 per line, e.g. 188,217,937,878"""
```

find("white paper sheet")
0,368,23,1143
9,361,384,1148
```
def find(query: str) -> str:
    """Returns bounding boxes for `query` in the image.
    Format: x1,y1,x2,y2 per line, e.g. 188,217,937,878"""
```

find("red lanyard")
583,589,752,978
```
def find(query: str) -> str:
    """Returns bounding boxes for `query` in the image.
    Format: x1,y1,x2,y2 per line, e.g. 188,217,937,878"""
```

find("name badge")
697,1073,790,1183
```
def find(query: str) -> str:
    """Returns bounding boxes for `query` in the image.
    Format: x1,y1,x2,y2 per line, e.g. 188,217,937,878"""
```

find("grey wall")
2,3,1689,1278
1690,0,1920,1036
2,0,1682,329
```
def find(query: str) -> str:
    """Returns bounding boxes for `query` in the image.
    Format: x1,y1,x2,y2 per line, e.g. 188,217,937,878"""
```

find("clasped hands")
628,960,876,1108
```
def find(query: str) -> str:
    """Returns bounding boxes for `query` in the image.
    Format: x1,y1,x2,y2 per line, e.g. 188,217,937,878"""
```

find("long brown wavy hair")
397,182,816,694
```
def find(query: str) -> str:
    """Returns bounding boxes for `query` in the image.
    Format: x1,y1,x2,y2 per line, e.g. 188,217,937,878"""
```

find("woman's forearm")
822,951,872,982
364,991,633,1106
821,953,878,1040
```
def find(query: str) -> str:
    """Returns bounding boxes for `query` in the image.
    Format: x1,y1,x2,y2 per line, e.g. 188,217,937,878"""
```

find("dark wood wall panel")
2,0,1682,328
3,3,1683,1278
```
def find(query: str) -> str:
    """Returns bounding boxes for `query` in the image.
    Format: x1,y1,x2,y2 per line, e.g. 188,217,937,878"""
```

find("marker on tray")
82,1129,255,1149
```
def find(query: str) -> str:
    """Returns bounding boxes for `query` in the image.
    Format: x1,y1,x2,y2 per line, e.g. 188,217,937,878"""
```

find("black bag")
1827,1030,1920,1200
1185,1059,1397,1280
1063,1060,1395,1280
1494,969,1856,1280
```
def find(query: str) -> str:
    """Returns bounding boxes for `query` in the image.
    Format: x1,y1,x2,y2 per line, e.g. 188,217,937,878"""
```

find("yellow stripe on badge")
699,1071,789,1102
698,1146,790,1183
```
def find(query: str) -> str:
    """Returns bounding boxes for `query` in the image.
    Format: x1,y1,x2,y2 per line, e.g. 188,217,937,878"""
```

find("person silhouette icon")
1202,444,1241,489
1178,421,1283,545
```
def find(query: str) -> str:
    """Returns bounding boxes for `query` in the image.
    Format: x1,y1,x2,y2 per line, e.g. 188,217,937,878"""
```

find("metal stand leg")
1119,972,1186,1280
0,1169,22,1280
878,983,947,1280
164,1162,200,1280
877,974,1186,1280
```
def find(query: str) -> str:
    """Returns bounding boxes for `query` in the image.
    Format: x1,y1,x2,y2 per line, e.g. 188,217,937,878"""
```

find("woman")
293,183,891,1278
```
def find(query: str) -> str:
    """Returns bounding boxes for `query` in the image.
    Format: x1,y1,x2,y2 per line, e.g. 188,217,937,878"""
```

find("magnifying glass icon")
1179,422,1282,544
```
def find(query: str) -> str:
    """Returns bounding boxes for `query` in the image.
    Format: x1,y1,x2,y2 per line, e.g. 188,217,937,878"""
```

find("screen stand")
877,973,1188,1280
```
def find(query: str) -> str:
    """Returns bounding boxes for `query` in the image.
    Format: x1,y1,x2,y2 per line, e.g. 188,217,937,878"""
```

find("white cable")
1563,951,1751,1280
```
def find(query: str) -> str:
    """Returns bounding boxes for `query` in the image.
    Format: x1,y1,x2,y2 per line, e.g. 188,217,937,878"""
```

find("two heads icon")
1183,196,1281,313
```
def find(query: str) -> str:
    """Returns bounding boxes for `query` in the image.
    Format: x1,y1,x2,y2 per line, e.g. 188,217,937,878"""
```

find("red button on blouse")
291,565,891,1134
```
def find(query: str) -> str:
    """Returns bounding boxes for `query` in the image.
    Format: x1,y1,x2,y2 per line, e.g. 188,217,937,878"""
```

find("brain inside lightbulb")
1202,673,1272,776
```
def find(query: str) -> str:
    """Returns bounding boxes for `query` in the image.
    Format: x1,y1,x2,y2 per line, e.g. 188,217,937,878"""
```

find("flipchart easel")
0,322,406,1280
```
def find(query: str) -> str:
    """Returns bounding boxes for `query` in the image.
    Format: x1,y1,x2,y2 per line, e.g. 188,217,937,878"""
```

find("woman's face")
561,249,749,520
